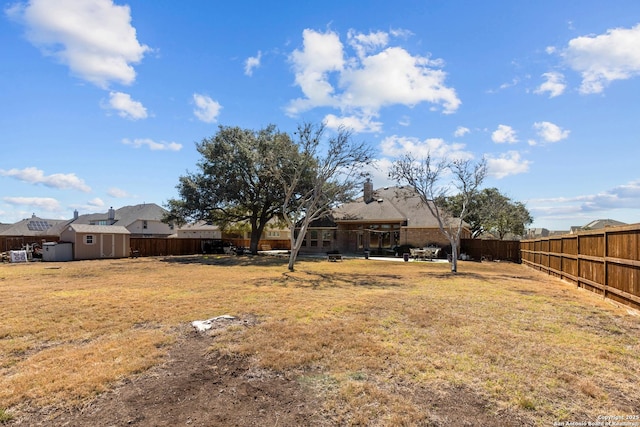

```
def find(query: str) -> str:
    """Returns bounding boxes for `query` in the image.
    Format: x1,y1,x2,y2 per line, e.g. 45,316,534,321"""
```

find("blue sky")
2,0,640,230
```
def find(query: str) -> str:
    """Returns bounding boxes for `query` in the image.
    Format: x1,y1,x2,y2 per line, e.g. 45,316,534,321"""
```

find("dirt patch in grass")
10,322,525,427
12,323,321,427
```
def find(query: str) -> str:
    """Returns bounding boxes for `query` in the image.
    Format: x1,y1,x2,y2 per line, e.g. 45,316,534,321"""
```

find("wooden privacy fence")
1,236,59,252
460,239,521,262
130,238,290,257
521,224,640,311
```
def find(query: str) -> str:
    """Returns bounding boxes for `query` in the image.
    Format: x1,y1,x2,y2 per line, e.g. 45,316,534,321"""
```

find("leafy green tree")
164,125,292,254
440,187,533,239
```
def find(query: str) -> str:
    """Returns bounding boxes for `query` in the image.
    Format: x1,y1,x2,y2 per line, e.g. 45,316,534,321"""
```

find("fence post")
603,230,608,300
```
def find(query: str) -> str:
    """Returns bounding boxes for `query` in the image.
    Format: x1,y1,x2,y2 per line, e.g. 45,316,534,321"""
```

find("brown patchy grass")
1,255,639,425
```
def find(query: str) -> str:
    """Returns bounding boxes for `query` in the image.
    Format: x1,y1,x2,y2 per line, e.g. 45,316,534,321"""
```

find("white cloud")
323,113,382,133
491,124,518,144
0,167,91,192
398,116,411,127
87,197,105,207
122,138,182,151
107,187,131,198
106,91,148,120
347,29,389,58
287,28,460,122
244,51,262,76
528,180,640,220
7,0,150,88
340,46,460,113
288,29,345,113
453,126,470,138
562,23,640,94
379,135,472,161
499,78,520,90
3,196,61,211
534,72,566,98
486,151,531,179
193,93,222,123
532,121,570,144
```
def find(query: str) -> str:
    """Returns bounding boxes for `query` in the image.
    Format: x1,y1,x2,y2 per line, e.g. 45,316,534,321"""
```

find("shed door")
101,234,115,258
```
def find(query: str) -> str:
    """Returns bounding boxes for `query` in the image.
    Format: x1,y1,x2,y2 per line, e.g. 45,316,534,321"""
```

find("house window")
267,231,280,238
322,230,332,247
85,235,94,245
309,230,318,247
143,220,148,229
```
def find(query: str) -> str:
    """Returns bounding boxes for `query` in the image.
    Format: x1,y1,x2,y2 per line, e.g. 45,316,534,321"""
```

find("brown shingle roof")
333,186,457,228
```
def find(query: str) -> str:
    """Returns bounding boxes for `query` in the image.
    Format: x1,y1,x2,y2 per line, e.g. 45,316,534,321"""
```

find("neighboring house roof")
65,224,131,234
0,215,72,237
0,223,12,234
332,186,460,228
115,203,168,227
74,203,168,227
582,219,626,230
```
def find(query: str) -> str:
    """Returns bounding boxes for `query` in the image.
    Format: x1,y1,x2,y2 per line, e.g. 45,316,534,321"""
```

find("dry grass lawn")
1,255,639,425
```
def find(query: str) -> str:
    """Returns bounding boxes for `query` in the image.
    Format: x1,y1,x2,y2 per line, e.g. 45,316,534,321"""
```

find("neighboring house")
73,203,174,237
60,224,131,260
0,214,72,250
574,219,627,232
220,218,292,248
526,228,550,239
302,181,470,255
260,219,291,244
173,221,222,239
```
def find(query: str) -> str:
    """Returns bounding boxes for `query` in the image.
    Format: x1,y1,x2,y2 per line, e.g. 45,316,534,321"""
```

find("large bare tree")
268,123,373,271
390,154,487,273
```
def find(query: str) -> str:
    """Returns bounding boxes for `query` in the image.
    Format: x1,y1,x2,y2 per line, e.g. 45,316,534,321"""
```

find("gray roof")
583,219,626,230
66,224,130,234
74,203,168,227
333,186,459,228
0,215,72,237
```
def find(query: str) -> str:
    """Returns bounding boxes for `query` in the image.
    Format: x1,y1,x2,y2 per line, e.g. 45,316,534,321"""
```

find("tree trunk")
450,241,458,273
288,246,299,271
287,223,307,271
249,219,266,255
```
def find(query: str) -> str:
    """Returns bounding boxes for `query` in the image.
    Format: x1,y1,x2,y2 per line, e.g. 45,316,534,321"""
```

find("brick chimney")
364,178,374,203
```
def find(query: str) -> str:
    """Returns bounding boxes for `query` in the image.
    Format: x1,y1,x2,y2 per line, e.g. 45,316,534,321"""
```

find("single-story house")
0,214,72,251
60,224,131,260
301,180,470,255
